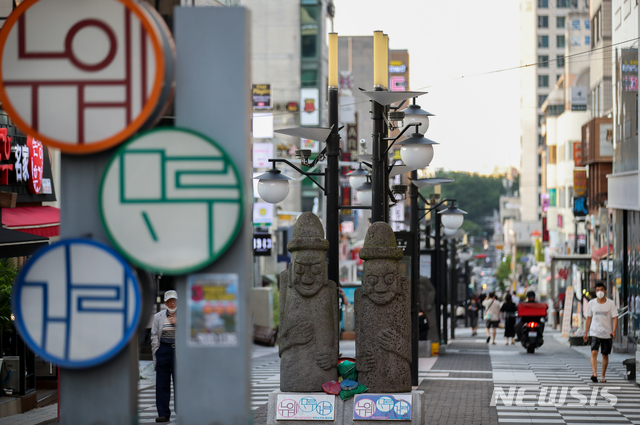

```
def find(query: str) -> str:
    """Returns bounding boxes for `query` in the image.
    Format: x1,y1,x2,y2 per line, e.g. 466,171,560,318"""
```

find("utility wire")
261,36,640,119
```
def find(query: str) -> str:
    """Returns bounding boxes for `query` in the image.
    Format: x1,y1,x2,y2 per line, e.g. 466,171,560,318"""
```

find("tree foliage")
419,170,508,237
0,259,17,330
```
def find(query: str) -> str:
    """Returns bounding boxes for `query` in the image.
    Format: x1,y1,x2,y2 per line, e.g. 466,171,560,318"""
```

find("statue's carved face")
291,251,326,297
362,260,400,305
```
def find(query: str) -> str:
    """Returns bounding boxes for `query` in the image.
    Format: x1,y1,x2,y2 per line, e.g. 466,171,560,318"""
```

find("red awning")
591,244,613,261
2,206,60,237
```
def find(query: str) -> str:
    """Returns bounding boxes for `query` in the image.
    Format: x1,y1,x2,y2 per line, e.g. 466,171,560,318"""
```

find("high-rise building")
519,0,590,228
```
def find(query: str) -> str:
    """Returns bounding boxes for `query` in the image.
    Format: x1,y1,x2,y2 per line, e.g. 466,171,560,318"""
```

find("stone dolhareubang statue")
278,212,339,392
355,222,411,393
419,275,439,343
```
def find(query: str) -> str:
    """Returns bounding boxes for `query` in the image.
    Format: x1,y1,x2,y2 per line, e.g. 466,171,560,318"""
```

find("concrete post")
174,7,252,423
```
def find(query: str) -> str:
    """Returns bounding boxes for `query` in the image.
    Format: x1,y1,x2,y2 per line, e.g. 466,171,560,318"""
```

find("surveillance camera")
359,139,367,145
391,184,408,195
295,149,312,160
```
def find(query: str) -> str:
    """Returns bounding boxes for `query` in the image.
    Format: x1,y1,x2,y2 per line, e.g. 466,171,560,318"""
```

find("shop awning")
2,206,60,237
0,227,48,257
591,244,613,261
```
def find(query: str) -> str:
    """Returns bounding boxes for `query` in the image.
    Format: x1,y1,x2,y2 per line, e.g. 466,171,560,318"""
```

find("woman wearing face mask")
583,282,617,383
151,290,178,423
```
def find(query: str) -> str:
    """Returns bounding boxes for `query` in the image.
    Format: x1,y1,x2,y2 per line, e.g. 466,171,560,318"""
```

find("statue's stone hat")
359,222,403,261
287,212,330,252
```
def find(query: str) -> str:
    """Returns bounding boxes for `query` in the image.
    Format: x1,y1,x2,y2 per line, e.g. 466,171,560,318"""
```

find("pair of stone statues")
278,212,411,393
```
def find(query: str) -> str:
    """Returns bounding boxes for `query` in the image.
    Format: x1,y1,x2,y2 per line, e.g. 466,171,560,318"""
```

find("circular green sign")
99,127,244,274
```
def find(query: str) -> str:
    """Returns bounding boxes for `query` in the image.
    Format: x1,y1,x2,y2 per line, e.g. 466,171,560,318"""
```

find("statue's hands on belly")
286,320,314,346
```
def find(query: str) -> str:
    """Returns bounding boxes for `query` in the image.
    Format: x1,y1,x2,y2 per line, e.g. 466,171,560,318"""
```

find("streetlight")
254,165,295,204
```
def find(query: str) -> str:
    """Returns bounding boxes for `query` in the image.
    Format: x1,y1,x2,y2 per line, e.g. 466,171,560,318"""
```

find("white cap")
164,290,178,302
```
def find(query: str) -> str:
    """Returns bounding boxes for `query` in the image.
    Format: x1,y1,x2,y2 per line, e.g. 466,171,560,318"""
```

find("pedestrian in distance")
583,282,618,383
151,290,178,423
483,292,501,345
467,298,479,336
500,293,517,345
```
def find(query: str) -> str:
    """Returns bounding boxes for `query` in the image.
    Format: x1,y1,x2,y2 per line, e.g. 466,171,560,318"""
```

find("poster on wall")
252,84,271,109
188,274,239,347
600,123,613,157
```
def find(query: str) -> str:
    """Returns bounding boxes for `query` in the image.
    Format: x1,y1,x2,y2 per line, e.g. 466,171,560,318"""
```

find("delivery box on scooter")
517,302,548,317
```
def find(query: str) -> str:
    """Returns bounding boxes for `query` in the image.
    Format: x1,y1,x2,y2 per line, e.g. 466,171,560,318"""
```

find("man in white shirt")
583,282,617,383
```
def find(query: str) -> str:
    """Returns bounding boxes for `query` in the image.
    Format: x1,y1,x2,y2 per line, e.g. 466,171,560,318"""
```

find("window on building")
538,173,543,186
301,5,319,59
538,0,549,7
538,35,549,48
538,94,548,107
557,74,563,81
301,69,317,87
538,114,544,126
538,55,549,67
539,134,545,145
571,0,579,7
538,75,549,87
557,0,570,7
557,55,565,67
557,35,566,48
539,154,543,167
549,145,557,164
557,16,566,28
538,15,549,28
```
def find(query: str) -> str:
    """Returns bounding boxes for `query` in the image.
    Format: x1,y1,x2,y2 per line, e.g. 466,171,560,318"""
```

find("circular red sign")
27,136,43,194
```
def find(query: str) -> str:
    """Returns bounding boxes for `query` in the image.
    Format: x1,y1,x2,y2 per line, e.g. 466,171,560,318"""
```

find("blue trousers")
156,343,175,418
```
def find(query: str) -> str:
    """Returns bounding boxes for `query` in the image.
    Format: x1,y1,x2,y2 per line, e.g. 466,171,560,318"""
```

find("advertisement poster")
276,394,335,420
188,274,238,347
353,394,412,420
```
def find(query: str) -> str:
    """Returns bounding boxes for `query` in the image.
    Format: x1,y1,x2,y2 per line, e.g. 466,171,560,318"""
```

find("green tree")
0,259,17,330
419,170,508,237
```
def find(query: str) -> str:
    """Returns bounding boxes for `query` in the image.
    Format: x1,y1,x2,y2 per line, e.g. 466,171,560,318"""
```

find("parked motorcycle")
517,302,548,353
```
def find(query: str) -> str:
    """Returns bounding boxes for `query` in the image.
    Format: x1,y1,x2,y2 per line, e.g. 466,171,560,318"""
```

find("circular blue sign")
12,238,142,369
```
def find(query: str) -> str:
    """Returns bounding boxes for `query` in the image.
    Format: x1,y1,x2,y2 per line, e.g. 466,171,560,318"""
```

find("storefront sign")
0,0,174,154
27,136,43,194
12,238,142,368
573,141,582,166
252,84,271,109
346,123,358,153
276,394,335,420
252,142,273,168
570,87,587,111
100,127,244,274
253,202,273,226
188,273,238,347
253,232,272,256
573,169,587,197
300,88,319,126
353,394,412,420
389,61,407,74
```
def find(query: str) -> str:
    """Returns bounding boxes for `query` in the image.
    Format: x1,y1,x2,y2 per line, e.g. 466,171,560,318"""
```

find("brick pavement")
418,332,498,425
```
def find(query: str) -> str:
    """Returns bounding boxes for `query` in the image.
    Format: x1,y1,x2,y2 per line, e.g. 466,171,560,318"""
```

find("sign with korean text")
188,274,238,347
573,141,582,166
573,169,587,197
353,394,412,420
252,84,271,109
0,0,174,154
100,127,244,274
12,238,142,368
276,394,335,420
561,286,574,337
252,142,273,168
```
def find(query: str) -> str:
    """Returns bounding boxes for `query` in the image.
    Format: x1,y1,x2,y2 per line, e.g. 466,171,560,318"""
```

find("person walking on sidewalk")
500,293,517,345
152,290,178,423
583,282,617,383
468,298,479,336
483,292,501,344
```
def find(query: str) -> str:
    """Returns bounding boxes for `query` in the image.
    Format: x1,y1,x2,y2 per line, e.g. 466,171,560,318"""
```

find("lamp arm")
303,146,328,168
381,123,420,157
418,198,458,214
268,158,326,193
